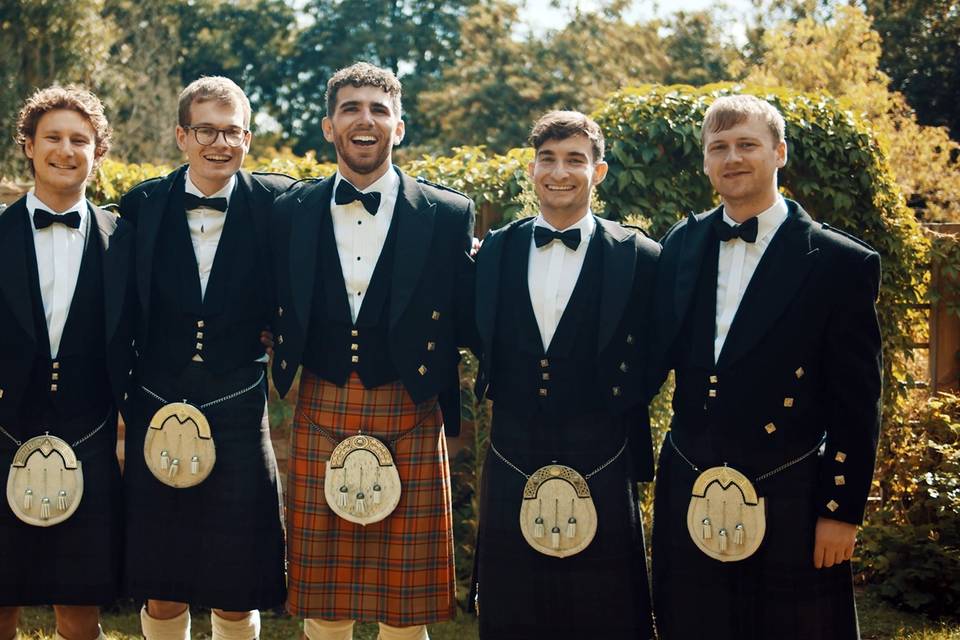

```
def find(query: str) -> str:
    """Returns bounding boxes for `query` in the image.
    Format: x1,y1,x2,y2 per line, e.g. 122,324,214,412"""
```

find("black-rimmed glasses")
183,125,250,147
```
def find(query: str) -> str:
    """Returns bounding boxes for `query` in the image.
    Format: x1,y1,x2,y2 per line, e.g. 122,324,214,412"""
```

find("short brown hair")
529,110,605,162
15,84,112,175
178,76,252,128
701,95,786,147
325,62,402,117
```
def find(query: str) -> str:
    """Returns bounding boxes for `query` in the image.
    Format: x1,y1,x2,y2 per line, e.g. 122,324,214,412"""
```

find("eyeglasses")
183,125,249,147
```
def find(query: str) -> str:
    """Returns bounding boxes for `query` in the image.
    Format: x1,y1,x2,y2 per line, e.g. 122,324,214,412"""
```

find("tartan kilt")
123,363,286,611
0,411,122,606
287,370,456,626
652,441,859,640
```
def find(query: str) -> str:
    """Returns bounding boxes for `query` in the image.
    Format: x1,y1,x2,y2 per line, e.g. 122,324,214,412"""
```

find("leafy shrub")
857,392,960,616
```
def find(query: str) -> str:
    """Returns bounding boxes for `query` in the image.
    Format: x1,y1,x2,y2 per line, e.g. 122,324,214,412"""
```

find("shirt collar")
184,170,236,205
722,196,788,244
534,210,596,239
332,166,400,211
26,190,88,236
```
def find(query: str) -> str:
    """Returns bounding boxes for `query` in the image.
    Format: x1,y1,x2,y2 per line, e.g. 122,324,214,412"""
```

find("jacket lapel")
289,176,333,332
92,203,130,344
136,166,186,316
596,217,637,353
0,199,36,343
474,221,518,359
389,171,436,327
716,201,819,368
673,207,721,327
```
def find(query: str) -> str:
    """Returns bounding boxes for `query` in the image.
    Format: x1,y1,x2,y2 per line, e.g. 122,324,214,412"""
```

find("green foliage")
858,392,960,617
90,158,173,205
593,83,928,420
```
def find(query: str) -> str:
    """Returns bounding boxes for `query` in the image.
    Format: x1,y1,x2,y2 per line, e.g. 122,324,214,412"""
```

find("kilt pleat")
286,371,456,626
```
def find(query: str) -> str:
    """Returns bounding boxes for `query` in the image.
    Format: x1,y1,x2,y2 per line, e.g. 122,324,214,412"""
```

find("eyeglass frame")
182,125,251,147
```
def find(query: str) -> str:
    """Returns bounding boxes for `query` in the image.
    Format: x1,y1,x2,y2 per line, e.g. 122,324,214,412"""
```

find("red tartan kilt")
286,371,457,626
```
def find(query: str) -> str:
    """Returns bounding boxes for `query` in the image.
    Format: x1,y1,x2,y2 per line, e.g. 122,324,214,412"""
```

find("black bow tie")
33,208,81,230
335,180,382,215
713,215,758,243
534,225,581,250
184,193,228,212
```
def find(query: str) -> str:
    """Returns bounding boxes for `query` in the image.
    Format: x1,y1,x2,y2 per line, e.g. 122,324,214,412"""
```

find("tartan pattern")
287,371,456,626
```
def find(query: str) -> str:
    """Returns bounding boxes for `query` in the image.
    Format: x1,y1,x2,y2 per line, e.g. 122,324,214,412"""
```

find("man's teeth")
353,136,376,143
546,185,574,191
205,155,231,161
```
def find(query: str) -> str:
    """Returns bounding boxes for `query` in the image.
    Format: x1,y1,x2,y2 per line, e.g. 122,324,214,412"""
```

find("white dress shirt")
330,169,400,323
184,170,235,300
27,191,89,358
527,212,596,351
714,197,789,362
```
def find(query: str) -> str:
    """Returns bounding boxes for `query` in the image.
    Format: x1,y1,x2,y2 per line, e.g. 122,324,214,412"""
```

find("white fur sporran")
686,465,766,562
324,434,402,526
6,434,84,527
519,464,598,558
143,402,216,488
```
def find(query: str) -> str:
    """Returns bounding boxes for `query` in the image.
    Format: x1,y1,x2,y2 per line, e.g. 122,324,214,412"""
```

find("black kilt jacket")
270,169,476,436
649,199,882,640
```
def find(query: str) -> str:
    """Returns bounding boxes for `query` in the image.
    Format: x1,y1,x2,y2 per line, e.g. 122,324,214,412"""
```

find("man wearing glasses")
119,76,291,640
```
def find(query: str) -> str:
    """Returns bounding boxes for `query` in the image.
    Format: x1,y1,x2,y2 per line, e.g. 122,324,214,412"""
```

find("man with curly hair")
271,62,477,640
0,85,135,640
119,76,291,640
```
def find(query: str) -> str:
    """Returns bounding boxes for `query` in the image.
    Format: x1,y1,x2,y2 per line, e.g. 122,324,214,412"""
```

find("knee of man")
146,600,189,620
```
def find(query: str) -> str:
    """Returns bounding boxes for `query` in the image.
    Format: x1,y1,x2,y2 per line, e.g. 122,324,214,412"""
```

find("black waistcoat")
302,209,400,387
17,216,111,434
488,228,603,418
139,181,271,376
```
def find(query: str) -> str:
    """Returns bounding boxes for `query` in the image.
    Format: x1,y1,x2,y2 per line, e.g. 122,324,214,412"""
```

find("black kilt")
652,441,859,640
124,363,285,610
475,409,654,640
0,412,123,606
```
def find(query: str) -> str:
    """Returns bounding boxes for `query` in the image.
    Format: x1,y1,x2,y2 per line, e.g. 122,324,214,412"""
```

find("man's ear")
593,160,609,185
321,116,335,144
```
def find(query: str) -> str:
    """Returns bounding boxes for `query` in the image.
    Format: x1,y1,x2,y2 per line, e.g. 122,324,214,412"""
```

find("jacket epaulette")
251,170,297,181
621,223,652,239
415,176,468,198
101,203,120,213
820,222,877,253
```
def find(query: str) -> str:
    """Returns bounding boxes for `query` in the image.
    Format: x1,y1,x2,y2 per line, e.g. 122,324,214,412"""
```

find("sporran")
6,435,83,527
324,434,402,526
143,402,216,488
686,465,765,562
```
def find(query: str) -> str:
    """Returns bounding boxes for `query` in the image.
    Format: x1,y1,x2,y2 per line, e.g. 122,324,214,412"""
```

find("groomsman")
470,111,659,639
0,85,134,640
650,95,882,639
271,62,476,640
120,76,290,640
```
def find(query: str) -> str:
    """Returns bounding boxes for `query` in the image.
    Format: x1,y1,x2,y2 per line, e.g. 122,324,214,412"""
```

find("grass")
12,591,959,639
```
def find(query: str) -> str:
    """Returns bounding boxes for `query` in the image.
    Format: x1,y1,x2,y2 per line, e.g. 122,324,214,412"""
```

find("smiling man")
118,76,292,640
0,85,134,640
270,62,476,640
470,111,659,639
649,95,882,639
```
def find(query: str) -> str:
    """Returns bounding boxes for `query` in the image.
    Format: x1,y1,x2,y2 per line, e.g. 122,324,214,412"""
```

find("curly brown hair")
14,84,112,175
325,62,402,117
529,111,605,162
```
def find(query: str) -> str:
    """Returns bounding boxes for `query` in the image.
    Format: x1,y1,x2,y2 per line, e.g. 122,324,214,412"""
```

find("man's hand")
260,330,275,356
470,236,481,258
813,517,858,569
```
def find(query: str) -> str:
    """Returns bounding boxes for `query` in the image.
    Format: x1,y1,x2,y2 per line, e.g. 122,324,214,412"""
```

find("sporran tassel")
160,450,169,470
534,516,545,538
372,483,382,505
701,517,713,540
733,523,745,546
566,516,577,539
40,497,51,520
551,526,561,549
190,455,200,475
337,485,348,508
58,489,67,511
23,489,33,510
168,458,179,477
355,492,366,514
718,529,728,552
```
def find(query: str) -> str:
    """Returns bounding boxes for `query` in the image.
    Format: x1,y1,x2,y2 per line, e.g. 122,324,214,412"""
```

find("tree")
862,0,960,139
660,10,743,86
277,0,476,157
743,4,960,221
0,0,115,175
